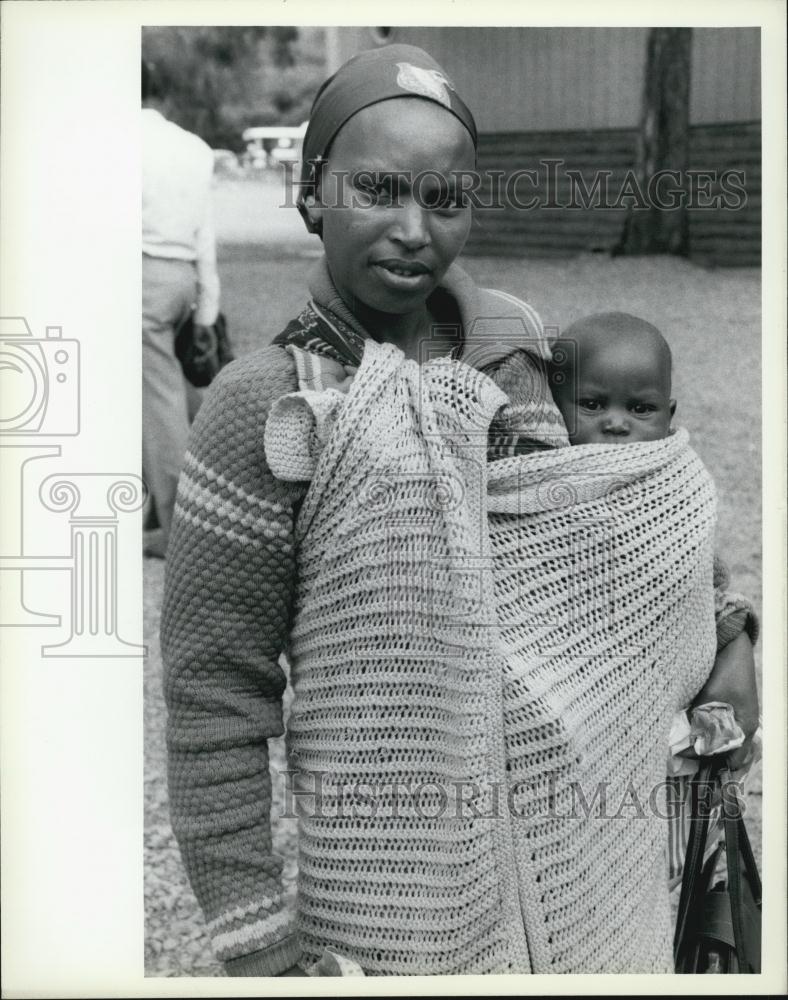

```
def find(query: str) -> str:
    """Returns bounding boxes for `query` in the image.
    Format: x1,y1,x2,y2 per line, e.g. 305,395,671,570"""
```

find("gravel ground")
144,176,762,977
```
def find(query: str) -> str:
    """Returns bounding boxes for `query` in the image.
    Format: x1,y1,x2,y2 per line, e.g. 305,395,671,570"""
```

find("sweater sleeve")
160,345,305,976
712,554,759,651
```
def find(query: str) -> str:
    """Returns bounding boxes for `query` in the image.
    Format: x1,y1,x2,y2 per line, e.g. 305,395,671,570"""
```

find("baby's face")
553,339,676,445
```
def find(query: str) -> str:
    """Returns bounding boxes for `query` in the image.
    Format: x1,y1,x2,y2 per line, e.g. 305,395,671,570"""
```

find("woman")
160,44,759,977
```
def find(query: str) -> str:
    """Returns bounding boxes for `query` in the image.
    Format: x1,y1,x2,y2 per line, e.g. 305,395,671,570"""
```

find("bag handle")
673,757,720,963
720,765,762,972
674,758,762,973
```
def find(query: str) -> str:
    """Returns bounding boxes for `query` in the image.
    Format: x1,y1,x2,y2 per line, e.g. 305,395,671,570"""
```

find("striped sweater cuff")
208,896,298,965
716,601,759,651
224,932,302,977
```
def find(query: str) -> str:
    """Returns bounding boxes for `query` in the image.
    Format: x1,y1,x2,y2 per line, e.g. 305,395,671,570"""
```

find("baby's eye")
630,402,656,415
579,398,603,411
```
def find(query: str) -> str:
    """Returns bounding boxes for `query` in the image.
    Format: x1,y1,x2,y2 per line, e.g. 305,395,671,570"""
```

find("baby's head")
549,312,676,445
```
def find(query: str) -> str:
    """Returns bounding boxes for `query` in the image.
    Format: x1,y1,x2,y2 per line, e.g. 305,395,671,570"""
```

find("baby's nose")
603,413,630,435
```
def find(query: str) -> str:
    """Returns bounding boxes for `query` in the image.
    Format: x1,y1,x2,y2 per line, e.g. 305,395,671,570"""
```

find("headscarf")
297,44,478,234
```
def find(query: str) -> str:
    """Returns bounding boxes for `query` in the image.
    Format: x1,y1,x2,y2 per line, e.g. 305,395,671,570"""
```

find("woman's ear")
302,192,324,232
297,188,324,238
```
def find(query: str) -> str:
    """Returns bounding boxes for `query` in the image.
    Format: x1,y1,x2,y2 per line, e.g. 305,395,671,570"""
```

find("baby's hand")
689,632,760,771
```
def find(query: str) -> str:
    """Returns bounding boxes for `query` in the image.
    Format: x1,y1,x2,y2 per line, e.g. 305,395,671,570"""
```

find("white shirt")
142,107,220,325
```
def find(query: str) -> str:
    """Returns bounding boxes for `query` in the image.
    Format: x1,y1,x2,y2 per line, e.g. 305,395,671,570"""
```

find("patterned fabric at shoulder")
272,302,365,366
286,345,348,393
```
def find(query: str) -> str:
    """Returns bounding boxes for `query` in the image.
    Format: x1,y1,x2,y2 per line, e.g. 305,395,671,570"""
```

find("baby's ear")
669,398,677,417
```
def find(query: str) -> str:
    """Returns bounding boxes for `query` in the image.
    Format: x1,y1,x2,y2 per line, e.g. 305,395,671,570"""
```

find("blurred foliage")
142,26,326,150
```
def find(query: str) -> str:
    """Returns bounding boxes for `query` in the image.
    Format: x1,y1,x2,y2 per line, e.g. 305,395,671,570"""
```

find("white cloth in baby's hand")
688,701,746,756
667,701,746,776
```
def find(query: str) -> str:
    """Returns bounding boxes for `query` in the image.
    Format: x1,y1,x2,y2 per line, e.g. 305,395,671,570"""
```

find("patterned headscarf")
297,44,478,234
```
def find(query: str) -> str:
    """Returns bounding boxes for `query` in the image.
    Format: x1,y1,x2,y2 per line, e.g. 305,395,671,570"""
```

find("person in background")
142,58,220,558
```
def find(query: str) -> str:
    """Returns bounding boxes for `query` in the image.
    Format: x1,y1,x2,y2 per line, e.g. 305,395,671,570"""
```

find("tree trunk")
617,28,692,256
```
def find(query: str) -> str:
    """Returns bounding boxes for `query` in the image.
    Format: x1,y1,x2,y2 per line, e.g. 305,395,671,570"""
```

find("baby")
545,310,759,880
548,309,755,727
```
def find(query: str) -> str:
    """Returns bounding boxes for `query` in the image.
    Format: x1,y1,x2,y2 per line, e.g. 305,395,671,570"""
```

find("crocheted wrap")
486,427,717,973
264,341,718,974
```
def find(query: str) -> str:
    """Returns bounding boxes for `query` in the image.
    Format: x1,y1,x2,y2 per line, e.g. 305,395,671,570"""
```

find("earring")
297,199,322,236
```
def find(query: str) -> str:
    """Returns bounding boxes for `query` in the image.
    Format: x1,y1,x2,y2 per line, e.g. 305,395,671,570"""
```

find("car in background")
241,122,308,170
212,149,243,177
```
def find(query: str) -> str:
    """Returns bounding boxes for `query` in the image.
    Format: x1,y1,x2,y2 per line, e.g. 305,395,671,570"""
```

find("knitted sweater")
162,344,307,976
161,279,756,976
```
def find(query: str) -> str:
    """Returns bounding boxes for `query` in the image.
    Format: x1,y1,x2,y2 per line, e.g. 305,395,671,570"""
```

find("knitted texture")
161,345,306,975
267,340,531,974
264,343,719,973
486,428,717,973
160,295,752,976
159,264,567,976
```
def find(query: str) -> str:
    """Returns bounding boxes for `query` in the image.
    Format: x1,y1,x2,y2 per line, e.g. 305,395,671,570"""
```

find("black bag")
674,757,762,973
175,309,234,388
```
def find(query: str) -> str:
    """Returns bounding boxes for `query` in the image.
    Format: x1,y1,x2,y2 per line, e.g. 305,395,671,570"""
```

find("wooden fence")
464,122,760,266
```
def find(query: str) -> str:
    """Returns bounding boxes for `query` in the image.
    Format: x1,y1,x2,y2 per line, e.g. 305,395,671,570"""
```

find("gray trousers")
142,255,201,540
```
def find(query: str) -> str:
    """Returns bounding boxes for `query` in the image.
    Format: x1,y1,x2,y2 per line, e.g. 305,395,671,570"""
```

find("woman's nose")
390,198,430,249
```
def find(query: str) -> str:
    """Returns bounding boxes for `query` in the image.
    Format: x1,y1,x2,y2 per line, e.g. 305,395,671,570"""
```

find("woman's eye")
354,178,397,205
421,187,465,211
438,197,466,212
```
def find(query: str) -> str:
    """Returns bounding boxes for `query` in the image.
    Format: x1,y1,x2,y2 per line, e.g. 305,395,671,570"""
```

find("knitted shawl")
264,340,718,975
486,426,717,973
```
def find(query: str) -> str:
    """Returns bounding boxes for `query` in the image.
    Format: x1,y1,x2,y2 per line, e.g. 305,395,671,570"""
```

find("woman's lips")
372,258,433,291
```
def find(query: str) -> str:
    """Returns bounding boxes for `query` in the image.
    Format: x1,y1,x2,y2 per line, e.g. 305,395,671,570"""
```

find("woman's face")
310,98,476,320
